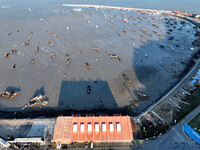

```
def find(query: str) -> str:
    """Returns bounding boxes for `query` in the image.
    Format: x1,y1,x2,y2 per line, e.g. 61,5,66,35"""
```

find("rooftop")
53,116,133,142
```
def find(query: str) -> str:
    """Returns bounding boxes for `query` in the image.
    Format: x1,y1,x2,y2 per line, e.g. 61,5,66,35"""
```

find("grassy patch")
176,89,200,122
188,112,200,134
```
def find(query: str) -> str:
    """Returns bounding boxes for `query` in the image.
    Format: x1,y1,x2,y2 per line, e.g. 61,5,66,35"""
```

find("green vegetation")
188,112,200,134
176,89,200,122
141,120,169,139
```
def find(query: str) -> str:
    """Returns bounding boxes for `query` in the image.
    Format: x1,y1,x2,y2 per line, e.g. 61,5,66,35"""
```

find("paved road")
131,106,200,150
181,105,200,126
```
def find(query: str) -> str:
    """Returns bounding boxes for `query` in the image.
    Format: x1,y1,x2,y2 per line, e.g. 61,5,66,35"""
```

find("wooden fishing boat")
137,92,149,99
84,62,91,69
28,94,44,108
41,100,49,106
0,90,19,100
122,73,132,83
66,58,72,65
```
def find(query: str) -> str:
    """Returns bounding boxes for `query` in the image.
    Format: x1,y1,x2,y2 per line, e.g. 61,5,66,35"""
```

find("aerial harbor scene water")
0,0,200,149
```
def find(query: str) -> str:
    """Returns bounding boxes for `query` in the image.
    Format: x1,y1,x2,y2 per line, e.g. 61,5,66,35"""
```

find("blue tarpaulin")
190,69,200,86
184,124,200,144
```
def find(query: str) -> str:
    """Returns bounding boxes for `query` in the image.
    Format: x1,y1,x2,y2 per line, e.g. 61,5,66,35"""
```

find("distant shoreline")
62,4,172,14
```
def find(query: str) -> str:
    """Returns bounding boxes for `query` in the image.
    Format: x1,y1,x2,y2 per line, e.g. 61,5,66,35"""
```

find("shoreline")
62,4,172,14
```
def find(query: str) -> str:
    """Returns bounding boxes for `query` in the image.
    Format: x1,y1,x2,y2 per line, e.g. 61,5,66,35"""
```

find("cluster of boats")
22,94,48,110
0,90,49,109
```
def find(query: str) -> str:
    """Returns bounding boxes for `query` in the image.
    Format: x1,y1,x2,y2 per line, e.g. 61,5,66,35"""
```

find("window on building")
88,123,92,132
109,122,114,131
116,122,121,131
80,123,84,132
73,123,77,132
95,123,99,132
102,122,106,131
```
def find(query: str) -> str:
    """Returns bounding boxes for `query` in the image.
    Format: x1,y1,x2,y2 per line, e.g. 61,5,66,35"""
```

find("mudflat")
0,3,198,112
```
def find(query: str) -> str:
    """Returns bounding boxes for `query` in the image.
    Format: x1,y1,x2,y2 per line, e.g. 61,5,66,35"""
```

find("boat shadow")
6,86,21,92
32,86,45,97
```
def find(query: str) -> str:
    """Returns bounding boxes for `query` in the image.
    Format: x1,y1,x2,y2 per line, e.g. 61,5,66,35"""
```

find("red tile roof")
53,116,133,142
52,117,72,142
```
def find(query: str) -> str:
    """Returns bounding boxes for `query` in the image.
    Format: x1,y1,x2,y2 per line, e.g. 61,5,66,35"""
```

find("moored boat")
137,92,149,98
66,58,72,65
0,90,19,100
41,100,49,106
84,62,91,69
106,51,119,58
28,94,44,107
122,73,132,83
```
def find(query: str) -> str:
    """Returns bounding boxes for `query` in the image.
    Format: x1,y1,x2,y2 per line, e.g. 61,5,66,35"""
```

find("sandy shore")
0,4,199,113
62,4,171,13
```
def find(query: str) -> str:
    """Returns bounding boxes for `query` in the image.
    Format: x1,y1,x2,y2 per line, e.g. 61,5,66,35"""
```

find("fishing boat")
41,100,49,106
106,51,119,58
137,92,149,98
87,85,91,94
122,73,132,83
11,49,17,54
64,53,71,58
51,52,56,58
94,48,99,51
5,53,10,58
30,59,35,63
0,90,19,100
35,47,39,53
84,62,91,69
28,94,44,108
66,58,72,65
